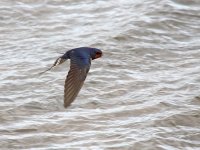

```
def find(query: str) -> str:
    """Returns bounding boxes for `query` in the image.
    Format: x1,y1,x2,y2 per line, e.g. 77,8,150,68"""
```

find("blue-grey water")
0,0,200,149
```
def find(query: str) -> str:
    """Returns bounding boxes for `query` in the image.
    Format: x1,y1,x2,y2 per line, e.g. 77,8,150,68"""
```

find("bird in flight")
40,47,102,108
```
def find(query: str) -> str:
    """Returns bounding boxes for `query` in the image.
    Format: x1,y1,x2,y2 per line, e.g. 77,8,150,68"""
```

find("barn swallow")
40,47,102,108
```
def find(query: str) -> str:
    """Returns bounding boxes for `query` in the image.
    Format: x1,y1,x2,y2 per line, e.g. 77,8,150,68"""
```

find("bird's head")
91,48,103,60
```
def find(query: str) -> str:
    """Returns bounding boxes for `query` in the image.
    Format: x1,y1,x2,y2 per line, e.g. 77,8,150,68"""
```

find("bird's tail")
38,57,66,76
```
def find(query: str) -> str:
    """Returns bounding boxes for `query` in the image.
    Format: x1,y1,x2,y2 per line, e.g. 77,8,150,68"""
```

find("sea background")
0,0,200,149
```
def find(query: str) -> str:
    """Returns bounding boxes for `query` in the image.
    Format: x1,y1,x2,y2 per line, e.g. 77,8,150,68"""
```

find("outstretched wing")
64,57,90,108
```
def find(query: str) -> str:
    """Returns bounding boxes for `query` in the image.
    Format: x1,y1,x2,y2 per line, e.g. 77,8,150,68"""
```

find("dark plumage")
42,47,102,108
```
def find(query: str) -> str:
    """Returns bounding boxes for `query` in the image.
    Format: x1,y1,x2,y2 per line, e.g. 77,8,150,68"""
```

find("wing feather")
64,57,90,108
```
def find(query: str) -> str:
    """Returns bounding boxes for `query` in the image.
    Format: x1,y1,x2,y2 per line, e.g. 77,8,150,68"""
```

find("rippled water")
0,0,200,149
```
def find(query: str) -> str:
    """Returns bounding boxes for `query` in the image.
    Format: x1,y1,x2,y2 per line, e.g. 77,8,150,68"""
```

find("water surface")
0,0,200,149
